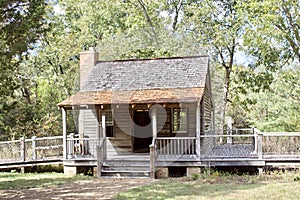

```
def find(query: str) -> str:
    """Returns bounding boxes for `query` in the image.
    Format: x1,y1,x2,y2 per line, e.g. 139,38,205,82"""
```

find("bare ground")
0,178,156,200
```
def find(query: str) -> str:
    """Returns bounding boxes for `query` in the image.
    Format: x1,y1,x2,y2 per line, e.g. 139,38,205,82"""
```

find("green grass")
0,172,92,190
113,171,300,200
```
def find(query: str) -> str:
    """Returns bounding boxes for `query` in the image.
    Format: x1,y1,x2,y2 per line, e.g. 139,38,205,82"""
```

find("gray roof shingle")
82,56,209,92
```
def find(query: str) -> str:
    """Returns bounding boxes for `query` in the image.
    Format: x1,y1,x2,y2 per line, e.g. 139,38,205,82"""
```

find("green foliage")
191,173,200,180
242,0,300,67
185,0,247,131
0,0,299,139
228,66,300,131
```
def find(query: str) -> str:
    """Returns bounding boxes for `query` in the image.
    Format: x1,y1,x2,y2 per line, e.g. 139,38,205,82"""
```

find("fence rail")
155,137,197,157
1,129,300,166
261,132,300,157
0,136,63,163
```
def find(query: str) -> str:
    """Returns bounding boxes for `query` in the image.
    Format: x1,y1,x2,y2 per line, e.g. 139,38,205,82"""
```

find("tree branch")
172,0,183,31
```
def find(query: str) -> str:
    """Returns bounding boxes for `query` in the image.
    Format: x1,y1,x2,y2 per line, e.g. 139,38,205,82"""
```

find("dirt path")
0,178,156,200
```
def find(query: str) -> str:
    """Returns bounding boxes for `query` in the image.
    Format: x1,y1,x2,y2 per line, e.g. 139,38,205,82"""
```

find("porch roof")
57,87,204,107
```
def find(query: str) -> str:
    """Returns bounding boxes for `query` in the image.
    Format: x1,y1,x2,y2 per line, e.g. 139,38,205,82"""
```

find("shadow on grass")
0,174,91,190
113,178,263,200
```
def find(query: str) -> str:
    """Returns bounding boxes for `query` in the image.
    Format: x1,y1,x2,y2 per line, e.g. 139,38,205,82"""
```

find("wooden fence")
1,129,300,171
0,136,63,163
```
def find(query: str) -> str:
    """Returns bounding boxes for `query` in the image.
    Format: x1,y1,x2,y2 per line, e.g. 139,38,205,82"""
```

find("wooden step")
101,160,151,178
101,170,150,178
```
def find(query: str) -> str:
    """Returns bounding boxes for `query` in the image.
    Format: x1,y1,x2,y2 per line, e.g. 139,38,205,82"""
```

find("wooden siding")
200,77,214,156
81,109,99,155
157,108,171,137
188,105,196,137
83,109,99,139
111,106,132,148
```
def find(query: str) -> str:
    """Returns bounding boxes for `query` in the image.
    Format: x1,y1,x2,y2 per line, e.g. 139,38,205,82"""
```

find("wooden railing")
200,129,300,159
155,137,197,157
150,137,197,178
0,136,63,163
200,132,257,158
260,131,300,158
66,134,102,159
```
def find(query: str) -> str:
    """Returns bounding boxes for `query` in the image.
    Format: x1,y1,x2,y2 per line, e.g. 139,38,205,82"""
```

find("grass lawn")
114,171,300,200
0,172,92,190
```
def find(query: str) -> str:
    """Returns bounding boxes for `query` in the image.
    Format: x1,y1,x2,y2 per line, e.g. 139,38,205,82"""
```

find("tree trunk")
219,67,231,143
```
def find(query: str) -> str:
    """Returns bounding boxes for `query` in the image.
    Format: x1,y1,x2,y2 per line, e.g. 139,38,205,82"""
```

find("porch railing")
155,137,197,157
149,137,197,178
66,134,102,159
261,132,300,158
200,132,256,158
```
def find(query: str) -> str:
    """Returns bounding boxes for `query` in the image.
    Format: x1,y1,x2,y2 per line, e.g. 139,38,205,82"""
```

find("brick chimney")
80,47,99,89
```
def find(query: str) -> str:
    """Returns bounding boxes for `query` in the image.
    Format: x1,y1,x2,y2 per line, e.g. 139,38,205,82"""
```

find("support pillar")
101,110,106,159
257,132,263,159
151,108,157,139
32,136,37,160
196,102,201,159
187,167,201,177
150,108,157,179
226,117,233,144
62,107,67,160
258,167,264,175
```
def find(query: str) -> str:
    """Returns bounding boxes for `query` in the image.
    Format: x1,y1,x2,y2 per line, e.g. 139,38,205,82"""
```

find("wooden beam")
151,108,157,139
101,110,106,159
196,102,201,159
62,107,67,160
150,144,155,178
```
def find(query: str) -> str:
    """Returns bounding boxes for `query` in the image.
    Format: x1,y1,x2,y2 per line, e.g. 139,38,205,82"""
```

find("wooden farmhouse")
58,48,216,178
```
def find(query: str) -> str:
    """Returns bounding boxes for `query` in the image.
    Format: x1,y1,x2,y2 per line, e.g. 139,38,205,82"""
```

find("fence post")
226,117,233,144
32,136,37,160
150,144,155,179
96,145,102,178
68,133,74,159
257,132,263,159
20,137,25,162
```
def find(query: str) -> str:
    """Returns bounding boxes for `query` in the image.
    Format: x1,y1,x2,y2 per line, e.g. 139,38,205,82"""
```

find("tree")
243,0,300,68
229,65,300,132
0,0,47,139
185,0,246,135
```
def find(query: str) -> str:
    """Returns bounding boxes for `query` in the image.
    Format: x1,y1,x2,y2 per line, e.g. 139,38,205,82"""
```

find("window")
100,110,114,137
172,108,188,133
105,110,114,126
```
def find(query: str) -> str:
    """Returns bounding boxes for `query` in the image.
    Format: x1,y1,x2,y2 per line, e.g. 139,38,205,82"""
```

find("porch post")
151,108,157,139
101,110,106,159
62,107,67,160
196,102,201,159
150,108,157,179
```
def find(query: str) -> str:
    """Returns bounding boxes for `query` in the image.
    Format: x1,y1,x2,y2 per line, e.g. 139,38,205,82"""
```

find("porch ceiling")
57,87,204,107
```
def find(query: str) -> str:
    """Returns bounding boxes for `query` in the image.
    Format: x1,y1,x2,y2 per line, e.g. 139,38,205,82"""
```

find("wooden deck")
1,130,300,175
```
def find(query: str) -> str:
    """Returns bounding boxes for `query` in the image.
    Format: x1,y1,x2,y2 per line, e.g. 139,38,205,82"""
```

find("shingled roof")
82,56,209,91
58,56,209,107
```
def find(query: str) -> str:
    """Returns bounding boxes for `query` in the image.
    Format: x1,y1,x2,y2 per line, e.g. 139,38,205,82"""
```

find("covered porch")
57,87,215,177
60,101,203,171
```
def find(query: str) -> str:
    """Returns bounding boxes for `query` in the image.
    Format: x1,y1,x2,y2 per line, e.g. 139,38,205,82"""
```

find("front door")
133,110,152,152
